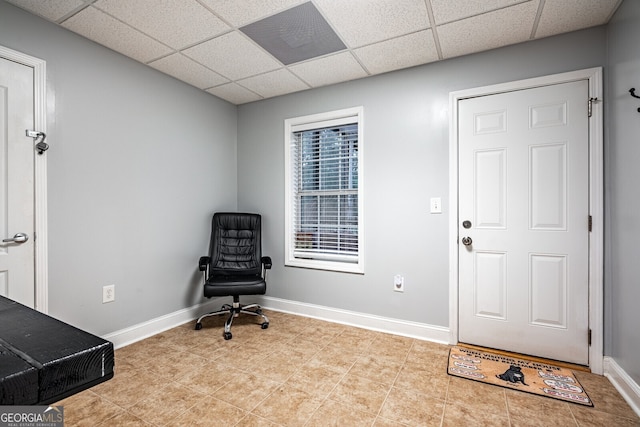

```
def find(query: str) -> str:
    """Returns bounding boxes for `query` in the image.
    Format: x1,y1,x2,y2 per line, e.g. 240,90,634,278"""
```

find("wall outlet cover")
103,285,115,303
394,275,404,292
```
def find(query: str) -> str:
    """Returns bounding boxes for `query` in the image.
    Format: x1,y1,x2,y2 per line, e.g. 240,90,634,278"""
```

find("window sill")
285,258,364,274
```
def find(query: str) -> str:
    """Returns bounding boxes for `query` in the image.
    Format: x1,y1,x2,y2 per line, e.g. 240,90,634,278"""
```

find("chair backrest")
208,212,262,276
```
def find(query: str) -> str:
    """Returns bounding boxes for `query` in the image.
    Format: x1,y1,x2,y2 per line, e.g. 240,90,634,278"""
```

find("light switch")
430,197,442,214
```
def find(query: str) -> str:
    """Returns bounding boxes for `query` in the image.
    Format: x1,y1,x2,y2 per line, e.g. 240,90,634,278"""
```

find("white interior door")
458,80,590,365
0,57,35,308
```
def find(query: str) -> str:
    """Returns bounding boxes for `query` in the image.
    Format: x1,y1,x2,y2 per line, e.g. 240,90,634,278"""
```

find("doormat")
447,346,592,406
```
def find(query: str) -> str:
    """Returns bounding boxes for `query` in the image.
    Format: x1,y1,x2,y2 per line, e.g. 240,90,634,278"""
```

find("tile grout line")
93,369,177,427
566,400,580,427
503,389,511,427
372,338,417,424
439,374,452,427
301,328,372,426
248,334,326,426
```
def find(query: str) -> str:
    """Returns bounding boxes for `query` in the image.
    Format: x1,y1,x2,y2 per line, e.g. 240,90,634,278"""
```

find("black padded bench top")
0,296,114,405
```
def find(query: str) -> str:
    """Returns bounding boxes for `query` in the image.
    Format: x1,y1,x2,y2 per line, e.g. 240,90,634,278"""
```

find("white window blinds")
285,107,364,272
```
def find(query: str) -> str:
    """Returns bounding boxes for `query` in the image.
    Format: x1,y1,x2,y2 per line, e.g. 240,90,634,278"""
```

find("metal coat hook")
35,133,49,154
630,88,640,113
26,130,49,154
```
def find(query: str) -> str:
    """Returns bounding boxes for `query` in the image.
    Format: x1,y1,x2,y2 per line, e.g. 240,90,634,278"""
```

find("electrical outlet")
103,285,115,303
393,275,404,292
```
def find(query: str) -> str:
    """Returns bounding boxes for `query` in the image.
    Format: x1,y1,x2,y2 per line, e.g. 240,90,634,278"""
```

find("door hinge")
588,97,598,118
588,215,593,232
588,329,592,346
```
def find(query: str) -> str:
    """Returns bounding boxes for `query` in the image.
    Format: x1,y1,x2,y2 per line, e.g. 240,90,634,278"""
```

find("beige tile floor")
58,310,640,426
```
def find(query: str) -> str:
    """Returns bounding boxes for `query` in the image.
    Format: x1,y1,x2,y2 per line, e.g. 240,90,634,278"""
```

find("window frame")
284,106,364,274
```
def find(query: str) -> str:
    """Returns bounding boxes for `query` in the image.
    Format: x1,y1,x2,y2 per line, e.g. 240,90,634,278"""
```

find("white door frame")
0,45,48,313
448,68,604,374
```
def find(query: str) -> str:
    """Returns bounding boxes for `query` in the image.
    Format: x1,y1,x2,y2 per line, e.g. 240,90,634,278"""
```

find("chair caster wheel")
261,323,269,329
223,332,232,340
195,322,202,330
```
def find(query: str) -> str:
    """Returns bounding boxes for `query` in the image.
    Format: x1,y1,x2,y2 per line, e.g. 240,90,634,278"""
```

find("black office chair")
195,212,271,340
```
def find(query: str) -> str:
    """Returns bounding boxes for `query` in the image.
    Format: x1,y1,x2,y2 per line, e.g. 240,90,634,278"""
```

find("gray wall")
605,0,640,385
238,27,607,328
0,2,238,335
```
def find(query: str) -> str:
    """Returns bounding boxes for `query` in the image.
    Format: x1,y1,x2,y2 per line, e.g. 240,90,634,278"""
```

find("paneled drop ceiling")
5,0,622,104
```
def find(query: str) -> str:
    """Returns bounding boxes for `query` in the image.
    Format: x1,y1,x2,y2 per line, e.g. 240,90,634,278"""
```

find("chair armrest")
198,256,210,272
261,256,272,269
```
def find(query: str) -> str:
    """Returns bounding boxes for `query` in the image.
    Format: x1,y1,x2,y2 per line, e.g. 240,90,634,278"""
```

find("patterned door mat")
447,346,592,406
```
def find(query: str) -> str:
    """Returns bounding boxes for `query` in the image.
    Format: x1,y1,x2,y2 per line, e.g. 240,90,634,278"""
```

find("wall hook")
34,132,49,154
26,130,49,154
630,89,640,113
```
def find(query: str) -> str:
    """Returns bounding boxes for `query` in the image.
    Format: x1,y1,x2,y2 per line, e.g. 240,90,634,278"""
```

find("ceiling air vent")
240,2,346,65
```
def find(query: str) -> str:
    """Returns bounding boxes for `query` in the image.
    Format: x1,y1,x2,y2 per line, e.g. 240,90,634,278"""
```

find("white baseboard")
103,299,221,349
604,356,640,418
256,296,451,344
103,296,451,349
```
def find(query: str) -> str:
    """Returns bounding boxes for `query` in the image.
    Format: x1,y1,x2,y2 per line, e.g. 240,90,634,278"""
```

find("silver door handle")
461,236,472,246
2,233,29,243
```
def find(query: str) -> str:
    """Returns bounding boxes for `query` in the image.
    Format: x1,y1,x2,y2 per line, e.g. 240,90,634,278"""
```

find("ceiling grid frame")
4,0,622,104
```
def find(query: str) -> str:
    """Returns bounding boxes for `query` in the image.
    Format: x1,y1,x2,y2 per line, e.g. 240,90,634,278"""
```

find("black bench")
0,296,114,405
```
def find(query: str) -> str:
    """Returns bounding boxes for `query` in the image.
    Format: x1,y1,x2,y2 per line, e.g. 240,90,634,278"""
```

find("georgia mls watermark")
0,406,64,427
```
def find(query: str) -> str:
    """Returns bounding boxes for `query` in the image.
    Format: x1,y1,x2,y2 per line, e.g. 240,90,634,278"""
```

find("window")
285,107,364,273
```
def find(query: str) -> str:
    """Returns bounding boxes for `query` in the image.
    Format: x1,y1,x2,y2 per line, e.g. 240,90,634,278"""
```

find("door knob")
2,233,29,243
461,236,472,246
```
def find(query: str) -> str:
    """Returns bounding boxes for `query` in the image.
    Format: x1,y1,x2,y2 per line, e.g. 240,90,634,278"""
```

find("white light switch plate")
430,197,442,214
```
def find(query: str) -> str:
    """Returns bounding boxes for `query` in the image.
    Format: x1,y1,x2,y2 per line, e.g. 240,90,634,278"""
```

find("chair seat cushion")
204,275,266,297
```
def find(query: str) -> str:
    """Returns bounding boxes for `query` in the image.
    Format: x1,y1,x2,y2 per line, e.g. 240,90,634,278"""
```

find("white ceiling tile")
430,0,529,25
149,53,229,89
289,52,368,88
315,0,430,48
535,0,620,39
62,6,172,63
199,0,305,27
183,32,282,80
5,0,84,21
207,83,262,104
94,0,229,50
238,69,309,98
438,1,538,59
354,30,439,75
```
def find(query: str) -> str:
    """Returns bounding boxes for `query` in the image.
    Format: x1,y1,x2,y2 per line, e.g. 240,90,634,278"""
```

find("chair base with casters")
195,295,269,340
194,212,271,340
